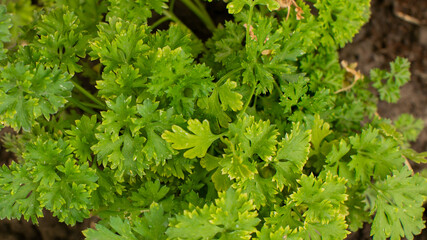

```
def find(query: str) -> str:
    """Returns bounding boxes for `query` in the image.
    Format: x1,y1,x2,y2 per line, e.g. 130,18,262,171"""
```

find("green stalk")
71,79,106,109
239,83,256,117
170,0,177,11
81,101,106,110
180,0,216,32
245,3,255,50
68,97,97,115
163,10,198,38
150,16,170,30
193,0,210,16
216,67,244,86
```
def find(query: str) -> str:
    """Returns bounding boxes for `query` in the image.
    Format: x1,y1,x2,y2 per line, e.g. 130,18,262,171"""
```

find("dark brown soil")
1,0,426,239
340,0,427,154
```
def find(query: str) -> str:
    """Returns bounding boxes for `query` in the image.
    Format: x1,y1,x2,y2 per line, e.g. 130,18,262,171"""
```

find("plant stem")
71,79,106,109
170,0,177,11
245,3,255,50
273,80,282,94
68,97,97,115
239,83,256,117
216,67,244,86
163,10,198,38
81,101,106,110
193,0,209,16
180,0,216,32
150,16,170,30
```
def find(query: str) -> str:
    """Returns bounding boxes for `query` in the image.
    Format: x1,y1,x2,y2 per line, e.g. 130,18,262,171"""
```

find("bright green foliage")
0,137,98,225
130,179,169,207
368,168,427,240
227,0,280,14
85,203,169,240
66,115,99,163
0,63,73,131
263,173,349,239
107,0,167,25
148,46,214,117
97,64,146,100
371,57,411,103
167,188,260,239
0,162,43,223
90,17,150,73
315,0,370,48
348,126,405,183
36,7,89,74
2,0,34,45
163,119,219,159
273,122,311,190
198,79,243,127
394,113,424,142
0,1,426,239
0,5,11,60
217,116,278,180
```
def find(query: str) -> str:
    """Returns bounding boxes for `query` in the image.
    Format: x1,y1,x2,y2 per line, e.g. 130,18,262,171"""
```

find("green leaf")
97,64,146,100
369,168,427,240
66,115,99,163
90,17,150,72
0,162,43,223
315,0,370,48
226,0,248,14
0,63,73,131
394,113,424,142
218,79,244,111
135,99,184,165
265,173,349,239
371,57,411,103
226,0,280,14
310,114,332,155
273,122,311,190
24,137,98,225
197,79,243,128
219,117,277,180
133,203,169,240
0,4,11,60
107,0,167,25
148,46,214,117
162,119,219,159
85,216,137,240
130,180,169,207
0,5,11,43
243,118,278,161
36,7,89,74
167,188,260,239
349,126,405,183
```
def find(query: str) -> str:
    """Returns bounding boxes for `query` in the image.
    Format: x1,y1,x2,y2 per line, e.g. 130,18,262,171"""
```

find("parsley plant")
0,0,426,239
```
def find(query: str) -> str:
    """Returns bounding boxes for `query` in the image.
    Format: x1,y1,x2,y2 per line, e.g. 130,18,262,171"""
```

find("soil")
1,0,427,239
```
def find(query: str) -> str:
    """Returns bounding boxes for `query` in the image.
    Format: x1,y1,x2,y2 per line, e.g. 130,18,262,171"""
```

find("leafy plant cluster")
0,0,426,239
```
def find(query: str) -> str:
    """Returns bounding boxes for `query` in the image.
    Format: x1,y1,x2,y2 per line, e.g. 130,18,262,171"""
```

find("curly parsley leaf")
167,188,260,239
227,0,280,14
162,119,219,159
368,168,427,240
371,57,411,103
36,7,88,74
273,122,311,190
349,126,405,183
0,162,43,223
0,63,73,131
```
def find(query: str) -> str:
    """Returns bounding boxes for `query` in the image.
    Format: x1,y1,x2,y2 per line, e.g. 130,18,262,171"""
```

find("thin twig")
403,155,415,176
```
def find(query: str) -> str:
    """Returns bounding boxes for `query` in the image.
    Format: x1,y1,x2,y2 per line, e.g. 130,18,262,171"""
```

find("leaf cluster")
0,0,426,240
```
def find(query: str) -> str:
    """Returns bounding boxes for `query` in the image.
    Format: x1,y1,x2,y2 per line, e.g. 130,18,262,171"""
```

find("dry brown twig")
277,0,304,20
335,60,364,94
393,0,421,25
